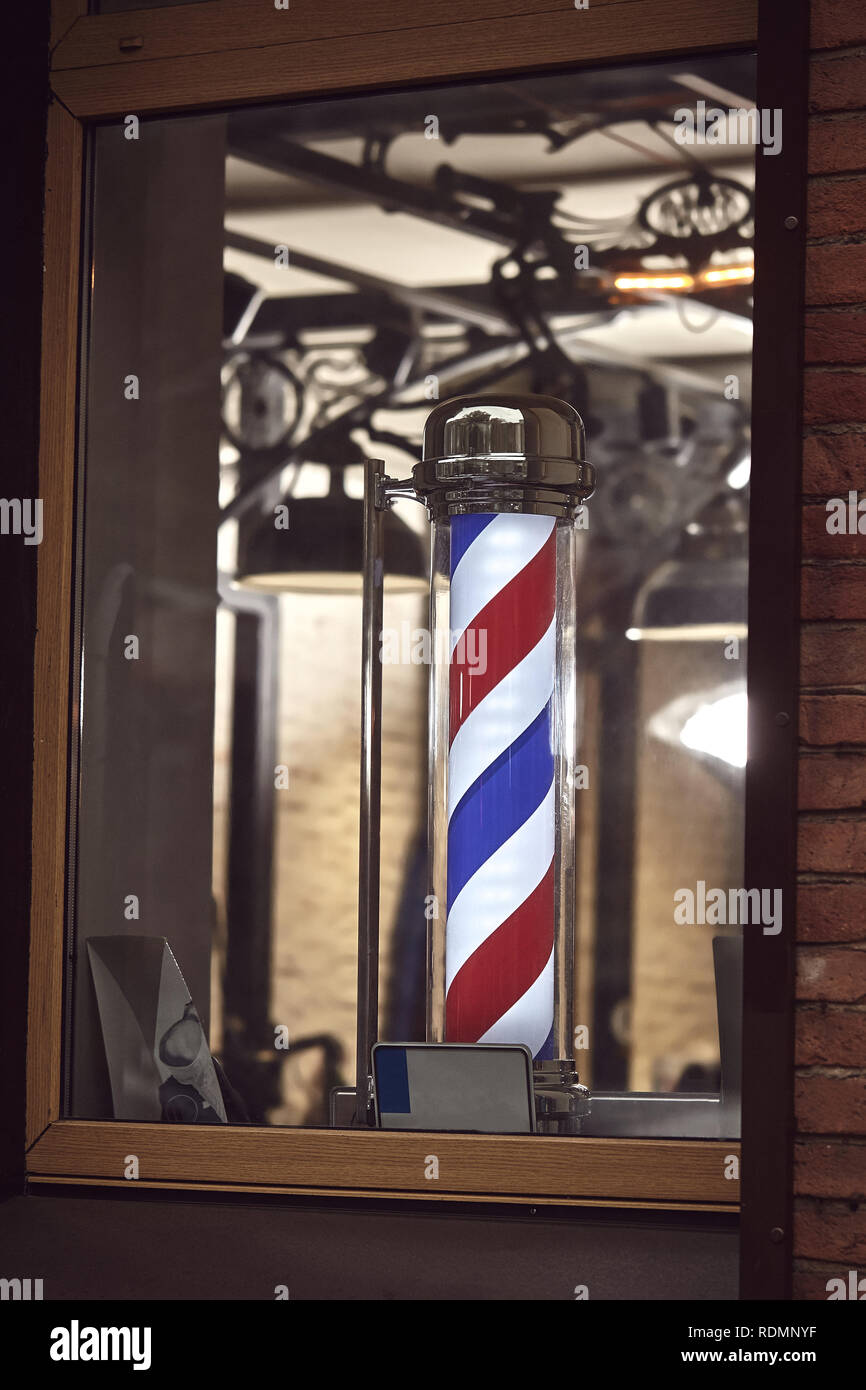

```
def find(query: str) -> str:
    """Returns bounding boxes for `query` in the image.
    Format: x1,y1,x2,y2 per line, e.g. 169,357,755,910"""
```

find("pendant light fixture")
626,491,748,641
234,461,427,596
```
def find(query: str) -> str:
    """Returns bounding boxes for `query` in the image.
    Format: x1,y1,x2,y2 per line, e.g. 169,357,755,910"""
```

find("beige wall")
630,641,744,1090
212,589,428,1125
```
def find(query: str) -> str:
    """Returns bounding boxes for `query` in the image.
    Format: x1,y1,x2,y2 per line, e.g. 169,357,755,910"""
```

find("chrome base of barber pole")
532,1059,591,1135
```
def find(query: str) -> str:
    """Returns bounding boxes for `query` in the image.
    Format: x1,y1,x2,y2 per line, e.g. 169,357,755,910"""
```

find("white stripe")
445,781,554,992
450,514,555,655
477,949,554,1057
447,619,555,818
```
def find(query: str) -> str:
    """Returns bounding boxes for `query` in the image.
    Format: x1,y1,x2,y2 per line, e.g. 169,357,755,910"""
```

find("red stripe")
449,529,556,747
445,861,554,1043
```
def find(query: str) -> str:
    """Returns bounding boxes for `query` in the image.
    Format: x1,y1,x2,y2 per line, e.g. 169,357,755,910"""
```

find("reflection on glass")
68,54,755,1136
680,690,748,768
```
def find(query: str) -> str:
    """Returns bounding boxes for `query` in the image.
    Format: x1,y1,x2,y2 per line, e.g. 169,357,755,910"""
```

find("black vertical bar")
590,605,639,1091
355,459,385,1125
224,594,280,1122
740,0,809,1300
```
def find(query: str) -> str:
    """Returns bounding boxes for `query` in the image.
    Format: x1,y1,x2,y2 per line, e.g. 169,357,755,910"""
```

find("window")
67,57,756,1142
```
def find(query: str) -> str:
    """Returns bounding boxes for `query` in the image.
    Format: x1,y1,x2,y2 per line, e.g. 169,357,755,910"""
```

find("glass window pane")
68,55,755,1138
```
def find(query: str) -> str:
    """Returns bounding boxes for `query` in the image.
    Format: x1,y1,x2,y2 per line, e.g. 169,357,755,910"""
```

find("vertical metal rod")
224,593,280,1123
355,458,385,1125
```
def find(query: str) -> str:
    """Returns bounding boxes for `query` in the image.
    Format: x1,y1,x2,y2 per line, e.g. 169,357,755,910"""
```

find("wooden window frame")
28,0,808,1297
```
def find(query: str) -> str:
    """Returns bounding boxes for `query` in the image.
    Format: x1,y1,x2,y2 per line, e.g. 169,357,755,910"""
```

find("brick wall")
795,0,866,1300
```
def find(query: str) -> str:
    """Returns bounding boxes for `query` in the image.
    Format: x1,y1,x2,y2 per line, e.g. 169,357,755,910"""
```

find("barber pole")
355,394,594,1130
445,512,557,1059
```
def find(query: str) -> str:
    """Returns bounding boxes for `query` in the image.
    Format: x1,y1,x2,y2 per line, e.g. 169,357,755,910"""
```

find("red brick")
797,947,866,1001
805,308,866,363
800,626,866,686
802,564,866,620
806,245,866,306
792,1263,848,1299
811,0,866,51
795,1137,866,1195
796,1074,866,1134
800,818,866,873
800,694,866,744
802,503,866,559
809,114,866,175
803,432,866,490
808,176,866,238
799,751,866,809
803,369,866,425
811,53,866,113
798,815,866,871
797,1007,866,1063
798,881,866,941
794,1199,866,1261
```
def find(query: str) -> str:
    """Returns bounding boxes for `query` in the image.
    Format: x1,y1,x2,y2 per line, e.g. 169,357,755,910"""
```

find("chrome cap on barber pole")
413,393,595,520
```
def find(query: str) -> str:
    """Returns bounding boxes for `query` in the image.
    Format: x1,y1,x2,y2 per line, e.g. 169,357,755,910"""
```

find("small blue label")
375,1046,411,1114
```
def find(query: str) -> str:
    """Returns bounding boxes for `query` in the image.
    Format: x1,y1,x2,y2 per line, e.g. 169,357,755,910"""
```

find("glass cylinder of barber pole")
412,396,595,1131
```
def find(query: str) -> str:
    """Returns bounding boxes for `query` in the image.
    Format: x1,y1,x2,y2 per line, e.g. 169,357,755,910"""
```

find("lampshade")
627,493,748,641
234,473,427,596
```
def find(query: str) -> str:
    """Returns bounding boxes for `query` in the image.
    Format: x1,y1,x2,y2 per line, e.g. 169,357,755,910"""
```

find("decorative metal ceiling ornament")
636,173,754,268
221,352,304,454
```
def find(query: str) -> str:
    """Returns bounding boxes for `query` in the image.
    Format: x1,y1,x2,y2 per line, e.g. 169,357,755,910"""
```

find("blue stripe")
450,513,497,577
374,1046,411,1114
535,1025,555,1063
447,702,554,907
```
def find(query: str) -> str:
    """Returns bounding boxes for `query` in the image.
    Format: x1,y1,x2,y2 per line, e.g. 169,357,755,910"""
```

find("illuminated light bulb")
613,272,695,292
702,265,754,286
727,454,751,490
